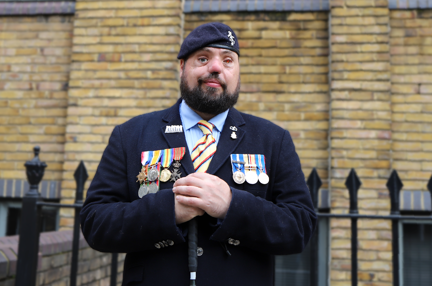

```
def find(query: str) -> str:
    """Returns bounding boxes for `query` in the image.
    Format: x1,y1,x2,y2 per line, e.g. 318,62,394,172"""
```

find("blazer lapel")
160,101,195,176
206,108,246,175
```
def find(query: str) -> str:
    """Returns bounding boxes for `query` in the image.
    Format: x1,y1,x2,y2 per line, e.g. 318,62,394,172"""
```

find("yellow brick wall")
60,0,182,227
390,10,432,192
0,16,73,181
330,0,392,285
2,3,432,284
184,12,330,185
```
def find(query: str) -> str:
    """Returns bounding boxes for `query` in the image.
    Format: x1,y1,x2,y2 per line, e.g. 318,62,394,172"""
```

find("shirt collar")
180,99,229,133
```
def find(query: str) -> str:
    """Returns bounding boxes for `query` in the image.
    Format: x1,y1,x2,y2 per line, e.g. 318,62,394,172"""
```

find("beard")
180,72,240,116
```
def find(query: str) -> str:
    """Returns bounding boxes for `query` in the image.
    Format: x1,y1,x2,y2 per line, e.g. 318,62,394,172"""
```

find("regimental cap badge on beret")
177,22,240,59
227,31,235,46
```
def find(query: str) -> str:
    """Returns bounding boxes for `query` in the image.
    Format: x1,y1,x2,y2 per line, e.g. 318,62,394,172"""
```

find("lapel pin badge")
230,126,237,131
165,125,183,133
231,132,237,140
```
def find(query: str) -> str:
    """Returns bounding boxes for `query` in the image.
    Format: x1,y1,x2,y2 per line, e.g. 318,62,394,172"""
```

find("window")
402,222,432,285
275,217,329,286
0,200,59,236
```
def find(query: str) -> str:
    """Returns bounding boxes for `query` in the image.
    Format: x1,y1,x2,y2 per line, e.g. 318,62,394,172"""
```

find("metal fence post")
70,161,88,286
307,168,321,286
428,175,432,207
111,253,118,286
386,170,403,286
15,146,47,286
345,169,361,286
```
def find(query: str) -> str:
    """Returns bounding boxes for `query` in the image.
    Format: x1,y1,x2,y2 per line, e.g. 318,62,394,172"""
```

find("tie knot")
197,120,214,135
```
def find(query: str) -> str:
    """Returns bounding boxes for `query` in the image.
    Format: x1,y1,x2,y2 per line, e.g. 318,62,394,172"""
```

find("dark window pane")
6,205,57,236
275,242,311,286
6,207,21,236
403,223,432,285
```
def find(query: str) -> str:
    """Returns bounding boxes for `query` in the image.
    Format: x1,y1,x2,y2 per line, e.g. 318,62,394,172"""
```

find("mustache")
197,73,227,89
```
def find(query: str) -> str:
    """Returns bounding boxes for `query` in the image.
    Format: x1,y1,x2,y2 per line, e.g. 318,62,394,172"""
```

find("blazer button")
233,240,240,246
167,240,174,246
228,238,235,245
197,247,204,256
162,241,168,247
154,243,161,249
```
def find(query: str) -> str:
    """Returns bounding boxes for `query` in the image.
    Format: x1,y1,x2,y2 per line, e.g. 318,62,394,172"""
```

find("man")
81,22,317,285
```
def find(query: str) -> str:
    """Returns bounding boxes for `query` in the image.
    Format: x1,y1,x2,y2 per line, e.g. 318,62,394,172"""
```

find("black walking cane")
188,218,198,285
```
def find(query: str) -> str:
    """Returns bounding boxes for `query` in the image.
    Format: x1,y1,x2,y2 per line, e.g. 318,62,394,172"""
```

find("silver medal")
233,170,245,184
245,171,258,184
148,182,158,194
148,166,159,181
138,185,148,198
258,173,269,184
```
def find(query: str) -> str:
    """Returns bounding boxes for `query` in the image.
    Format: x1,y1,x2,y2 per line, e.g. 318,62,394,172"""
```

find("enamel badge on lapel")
230,126,237,140
165,125,183,133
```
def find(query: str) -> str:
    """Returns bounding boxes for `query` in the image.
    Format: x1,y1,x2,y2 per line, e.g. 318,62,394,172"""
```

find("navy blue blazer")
80,100,317,286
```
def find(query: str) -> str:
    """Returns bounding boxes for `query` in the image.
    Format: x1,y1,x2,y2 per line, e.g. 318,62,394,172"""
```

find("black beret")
177,22,240,59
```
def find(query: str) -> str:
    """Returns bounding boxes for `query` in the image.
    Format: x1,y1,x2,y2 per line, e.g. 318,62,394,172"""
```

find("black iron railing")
15,146,118,286
13,146,432,286
307,168,432,286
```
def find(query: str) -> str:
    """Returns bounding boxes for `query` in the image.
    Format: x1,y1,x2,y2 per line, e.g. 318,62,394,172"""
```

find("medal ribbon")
173,147,186,161
161,148,174,168
141,150,163,166
243,154,250,172
258,154,267,174
248,154,258,175
230,154,245,174
155,162,161,188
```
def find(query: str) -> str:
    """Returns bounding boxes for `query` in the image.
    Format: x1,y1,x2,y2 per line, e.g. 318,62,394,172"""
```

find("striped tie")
191,120,217,173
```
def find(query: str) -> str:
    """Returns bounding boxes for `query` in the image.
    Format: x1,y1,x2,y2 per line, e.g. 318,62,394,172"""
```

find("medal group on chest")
230,154,269,185
136,147,186,198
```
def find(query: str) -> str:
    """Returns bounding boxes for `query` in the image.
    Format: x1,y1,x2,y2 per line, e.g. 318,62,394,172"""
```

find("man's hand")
174,195,205,224
173,173,232,222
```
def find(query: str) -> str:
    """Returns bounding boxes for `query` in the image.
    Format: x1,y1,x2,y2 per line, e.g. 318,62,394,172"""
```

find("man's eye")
224,59,233,64
198,58,208,63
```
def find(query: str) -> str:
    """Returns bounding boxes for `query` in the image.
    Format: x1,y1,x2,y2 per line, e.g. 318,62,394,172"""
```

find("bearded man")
81,22,317,286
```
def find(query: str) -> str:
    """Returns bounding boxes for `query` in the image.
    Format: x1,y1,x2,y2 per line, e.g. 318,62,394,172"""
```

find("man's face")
179,47,240,115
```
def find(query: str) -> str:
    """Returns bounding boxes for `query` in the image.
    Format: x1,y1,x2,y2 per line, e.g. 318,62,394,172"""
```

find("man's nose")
207,58,223,74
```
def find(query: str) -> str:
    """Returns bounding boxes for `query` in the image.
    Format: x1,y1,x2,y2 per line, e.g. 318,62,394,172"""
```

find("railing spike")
74,161,88,203
386,170,403,215
345,168,361,214
307,168,322,211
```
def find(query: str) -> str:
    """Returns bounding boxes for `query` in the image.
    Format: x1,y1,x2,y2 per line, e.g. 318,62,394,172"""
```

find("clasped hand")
172,173,232,224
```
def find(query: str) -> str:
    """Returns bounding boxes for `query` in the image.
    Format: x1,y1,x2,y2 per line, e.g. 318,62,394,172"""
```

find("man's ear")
179,59,185,77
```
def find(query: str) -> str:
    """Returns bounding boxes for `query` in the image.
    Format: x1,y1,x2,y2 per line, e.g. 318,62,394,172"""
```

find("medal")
259,173,269,184
160,148,174,183
257,154,269,185
138,184,149,198
170,147,186,182
245,154,259,184
136,166,147,184
230,154,246,184
233,170,245,184
245,171,258,184
148,182,158,194
148,165,159,181
170,168,181,182
160,169,171,182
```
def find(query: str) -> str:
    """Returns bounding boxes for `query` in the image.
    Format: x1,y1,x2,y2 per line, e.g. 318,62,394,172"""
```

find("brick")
332,8,389,17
